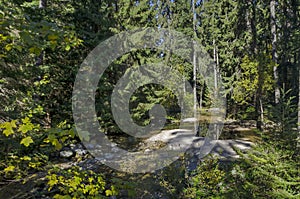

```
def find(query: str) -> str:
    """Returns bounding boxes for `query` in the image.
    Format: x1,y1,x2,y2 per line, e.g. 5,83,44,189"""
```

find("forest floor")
0,121,258,199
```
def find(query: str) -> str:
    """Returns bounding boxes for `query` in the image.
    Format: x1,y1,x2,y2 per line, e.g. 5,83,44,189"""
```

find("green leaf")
18,123,34,134
4,165,15,172
21,156,32,161
3,128,14,137
105,190,113,196
4,44,12,51
65,45,71,51
22,117,30,124
52,139,62,150
20,136,34,147
18,117,35,133
106,185,118,196
1,120,17,136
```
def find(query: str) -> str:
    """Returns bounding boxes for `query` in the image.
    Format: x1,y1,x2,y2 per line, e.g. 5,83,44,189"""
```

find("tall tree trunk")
256,69,264,130
281,1,288,88
213,39,218,95
297,56,300,148
250,0,257,55
192,0,197,134
250,0,263,130
270,0,280,104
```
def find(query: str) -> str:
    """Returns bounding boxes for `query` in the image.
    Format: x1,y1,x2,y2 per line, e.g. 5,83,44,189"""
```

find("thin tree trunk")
250,0,263,130
192,0,197,134
270,0,280,104
213,39,218,95
297,58,300,148
214,40,220,138
256,79,264,130
250,0,257,55
199,83,203,110
281,1,288,87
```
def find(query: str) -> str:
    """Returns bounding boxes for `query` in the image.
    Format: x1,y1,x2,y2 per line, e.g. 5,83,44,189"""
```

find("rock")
69,143,76,149
144,149,151,153
75,148,87,156
182,117,198,122
59,150,74,158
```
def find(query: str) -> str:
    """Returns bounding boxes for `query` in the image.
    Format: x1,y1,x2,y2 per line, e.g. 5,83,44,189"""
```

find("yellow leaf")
11,120,17,128
4,165,15,172
1,120,16,136
65,45,71,51
22,156,31,161
22,117,30,124
5,44,12,51
3,128,14,136
18,122,34,134
105,190,113,196
20,136,34,147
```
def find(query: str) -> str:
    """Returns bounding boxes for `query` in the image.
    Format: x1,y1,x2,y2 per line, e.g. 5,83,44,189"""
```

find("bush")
184,156,227,199
0,118,75,181
184,142,300,199
46,166,109,199
227,142,300,198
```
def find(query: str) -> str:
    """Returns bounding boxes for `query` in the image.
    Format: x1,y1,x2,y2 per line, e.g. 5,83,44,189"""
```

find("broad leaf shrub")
47,166,108,199
0,118,75,181
46,166,137,199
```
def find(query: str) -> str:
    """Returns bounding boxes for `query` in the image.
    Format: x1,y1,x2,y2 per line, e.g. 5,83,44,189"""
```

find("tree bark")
213,39,218,95
297,56,300,148
250,0,263,130
192,0,197,134
270,0,280,104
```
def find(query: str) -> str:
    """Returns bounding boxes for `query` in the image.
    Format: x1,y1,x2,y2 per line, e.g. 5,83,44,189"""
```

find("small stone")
69,143,76,149
75,148,87,156
59,150,74,158
144,149,151,153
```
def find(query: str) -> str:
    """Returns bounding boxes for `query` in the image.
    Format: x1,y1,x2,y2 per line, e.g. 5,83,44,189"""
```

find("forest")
0,0,299,198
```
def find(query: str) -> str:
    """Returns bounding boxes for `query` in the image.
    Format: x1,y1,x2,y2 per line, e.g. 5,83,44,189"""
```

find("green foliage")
268,88,298,146
46,166,114,199
0,0,300,198
156,158,187,197
0,117,39,148
184,157,226,199
184,143,300,199
110,177,137,198
228,143,300,198
46,166,138,199
0,153,48,180
44,121,76,150
232,56,259,105
0,118,75,180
